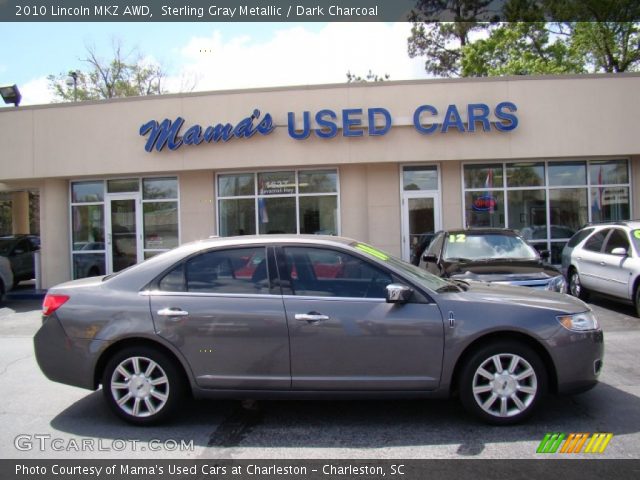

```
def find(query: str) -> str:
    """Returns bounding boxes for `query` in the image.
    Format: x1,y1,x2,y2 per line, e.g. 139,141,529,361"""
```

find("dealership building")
0,73,639,289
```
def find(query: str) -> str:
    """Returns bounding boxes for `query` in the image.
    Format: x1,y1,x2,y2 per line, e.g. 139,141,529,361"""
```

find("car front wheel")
569,269,589,301
459,342,547,425
102,347,184,425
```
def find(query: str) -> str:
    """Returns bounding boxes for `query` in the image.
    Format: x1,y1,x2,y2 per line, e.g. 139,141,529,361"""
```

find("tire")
568,269,589,301
101,346,185,425
634,286,640,319
459,341,547,425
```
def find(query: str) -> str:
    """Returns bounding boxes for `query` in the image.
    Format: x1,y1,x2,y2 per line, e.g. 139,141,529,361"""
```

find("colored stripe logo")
537,433,613,454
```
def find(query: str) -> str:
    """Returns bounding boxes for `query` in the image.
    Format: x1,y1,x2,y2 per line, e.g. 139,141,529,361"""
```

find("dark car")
410,232,435,266
419,229,566,292
34,235,602,427
0,234,40,287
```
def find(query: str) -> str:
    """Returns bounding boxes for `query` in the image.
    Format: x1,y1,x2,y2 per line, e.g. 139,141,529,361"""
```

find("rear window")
566,228,594,248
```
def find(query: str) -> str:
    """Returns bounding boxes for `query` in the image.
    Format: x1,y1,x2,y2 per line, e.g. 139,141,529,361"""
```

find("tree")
48,40,167,102
346,70,390,83
407,1,496,77
461,22,584,76
408,1,640,77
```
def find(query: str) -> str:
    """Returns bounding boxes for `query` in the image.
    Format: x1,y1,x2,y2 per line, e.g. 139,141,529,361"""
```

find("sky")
0,22,431,107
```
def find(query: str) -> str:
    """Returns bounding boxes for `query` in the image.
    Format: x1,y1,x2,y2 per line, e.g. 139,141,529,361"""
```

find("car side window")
603,229,630,255
282,247,392,299
583,229,610,253
159,247,270,294
566,228,594,248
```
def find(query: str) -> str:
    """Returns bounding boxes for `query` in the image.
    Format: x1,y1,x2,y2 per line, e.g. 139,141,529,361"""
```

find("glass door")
401,193,440,263
106,194,143,273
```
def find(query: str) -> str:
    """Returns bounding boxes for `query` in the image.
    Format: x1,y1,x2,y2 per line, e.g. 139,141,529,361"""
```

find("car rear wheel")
634,286,640,318
569,269,589,301
459,342,547,425
102,346,184,425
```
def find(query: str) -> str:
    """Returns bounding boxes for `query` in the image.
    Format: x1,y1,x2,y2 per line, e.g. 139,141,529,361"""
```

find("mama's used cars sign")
139,102,518,152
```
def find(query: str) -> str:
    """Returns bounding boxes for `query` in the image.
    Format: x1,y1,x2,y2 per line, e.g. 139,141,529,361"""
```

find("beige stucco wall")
178,170,215,242
1,75,639,286
1,75,639,182
39,179,70,287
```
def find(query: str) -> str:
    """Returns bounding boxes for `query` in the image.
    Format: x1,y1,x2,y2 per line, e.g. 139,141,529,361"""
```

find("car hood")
449,280,588,314
442,258,560,281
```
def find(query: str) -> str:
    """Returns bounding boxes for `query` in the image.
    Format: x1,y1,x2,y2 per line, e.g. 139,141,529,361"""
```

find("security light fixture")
0,84,22,107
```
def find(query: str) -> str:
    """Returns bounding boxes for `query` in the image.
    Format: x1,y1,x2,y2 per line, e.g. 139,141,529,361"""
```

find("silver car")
35,235,603,426
563,221,640,315
0,255,13,302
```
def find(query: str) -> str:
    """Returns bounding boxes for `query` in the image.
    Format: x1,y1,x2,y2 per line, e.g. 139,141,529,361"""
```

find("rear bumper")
33,315,106,390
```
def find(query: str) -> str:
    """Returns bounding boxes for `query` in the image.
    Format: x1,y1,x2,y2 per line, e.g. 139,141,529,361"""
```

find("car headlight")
557,311,599,331
546,275,567,293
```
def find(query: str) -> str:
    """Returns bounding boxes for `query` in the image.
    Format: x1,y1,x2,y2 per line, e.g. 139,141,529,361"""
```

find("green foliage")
408,0,640,77
461,23,584,76
48,41,166,102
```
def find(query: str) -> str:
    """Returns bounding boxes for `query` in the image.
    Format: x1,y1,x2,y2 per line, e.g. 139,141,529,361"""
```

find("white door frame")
105,192,143,274
401,191,442,262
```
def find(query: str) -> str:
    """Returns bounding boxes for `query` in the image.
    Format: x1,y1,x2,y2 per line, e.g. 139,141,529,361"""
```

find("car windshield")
443,232,538,261
351,242,451,292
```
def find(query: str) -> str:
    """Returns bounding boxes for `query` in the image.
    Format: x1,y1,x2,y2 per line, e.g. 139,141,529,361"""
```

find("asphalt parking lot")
1,295,638,460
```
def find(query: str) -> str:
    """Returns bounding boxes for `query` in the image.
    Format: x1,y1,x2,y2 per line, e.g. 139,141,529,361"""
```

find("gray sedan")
34,235,603,426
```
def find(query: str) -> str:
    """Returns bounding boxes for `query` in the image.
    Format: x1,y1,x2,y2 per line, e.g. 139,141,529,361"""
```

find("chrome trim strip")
140,290,282,299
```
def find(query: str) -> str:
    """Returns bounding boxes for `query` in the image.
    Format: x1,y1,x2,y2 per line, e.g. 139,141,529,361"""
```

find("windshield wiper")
445,257,471,262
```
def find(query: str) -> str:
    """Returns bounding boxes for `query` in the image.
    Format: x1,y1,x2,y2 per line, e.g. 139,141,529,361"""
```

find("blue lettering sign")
467,103,491,132
368,108,391,136
288,111,311,140
315,110,338,139
342,109,363,137
140,109,274,152
441,104,465,133
494,102,518,131
413,105,439,134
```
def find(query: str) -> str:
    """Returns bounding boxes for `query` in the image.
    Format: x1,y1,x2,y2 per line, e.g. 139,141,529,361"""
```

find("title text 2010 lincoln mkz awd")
34,235,603,425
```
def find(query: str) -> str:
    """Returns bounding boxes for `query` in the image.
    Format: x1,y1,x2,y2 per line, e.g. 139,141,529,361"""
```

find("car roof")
583,220,640,229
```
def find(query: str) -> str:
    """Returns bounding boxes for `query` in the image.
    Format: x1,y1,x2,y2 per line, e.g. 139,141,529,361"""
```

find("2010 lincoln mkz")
34,235,603,425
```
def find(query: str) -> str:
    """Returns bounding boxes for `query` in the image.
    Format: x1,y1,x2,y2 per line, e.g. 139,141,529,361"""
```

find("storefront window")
549,189,588,239
463,159,631,264
219,198,256,236
143,177,178,200
463,164,504,190
107,178,139,193
71,205,105,251
548,162,586,186
218,174,255,197
143,202,179,250
403,166,438,191
217,169,339,237
464,191,505,228
506,163,544,187
71,181,104,203
508,190,547,237
71,177,179,279
299,196,338,235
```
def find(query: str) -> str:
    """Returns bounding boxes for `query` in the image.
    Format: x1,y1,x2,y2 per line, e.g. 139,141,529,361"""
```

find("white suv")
562,221,640,315
0,255,13,302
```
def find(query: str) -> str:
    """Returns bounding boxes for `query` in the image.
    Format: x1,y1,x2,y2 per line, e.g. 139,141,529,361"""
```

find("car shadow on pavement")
49,382,639,453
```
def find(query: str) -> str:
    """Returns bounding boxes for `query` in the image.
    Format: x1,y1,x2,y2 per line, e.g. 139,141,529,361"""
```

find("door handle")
157,308,189,317
295,312,330,323
599,262,606,266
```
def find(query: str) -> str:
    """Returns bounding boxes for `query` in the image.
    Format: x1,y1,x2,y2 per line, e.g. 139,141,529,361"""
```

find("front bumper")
34,315,107,390
548,328,604,395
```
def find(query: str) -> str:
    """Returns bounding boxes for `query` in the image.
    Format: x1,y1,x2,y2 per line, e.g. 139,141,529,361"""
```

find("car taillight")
42,294,70,316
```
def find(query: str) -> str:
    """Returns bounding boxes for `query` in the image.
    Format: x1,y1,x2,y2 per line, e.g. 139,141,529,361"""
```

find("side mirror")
611,247,628,256
539,250,550,260
422,253,438,263
385,284,413,304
